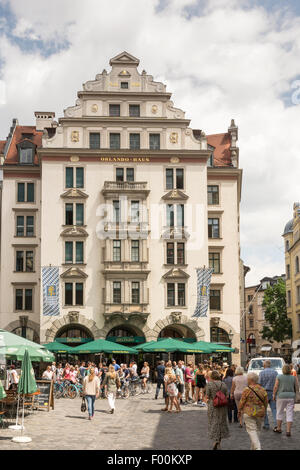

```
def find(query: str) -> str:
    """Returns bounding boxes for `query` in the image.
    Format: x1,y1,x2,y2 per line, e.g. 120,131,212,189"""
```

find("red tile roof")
4,126,43,165
206,133,232,167
193,130,232,167
0,140,6,154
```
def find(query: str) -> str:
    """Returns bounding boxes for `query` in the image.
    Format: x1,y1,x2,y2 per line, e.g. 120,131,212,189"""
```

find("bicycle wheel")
67,384,77,399
55,384,63,399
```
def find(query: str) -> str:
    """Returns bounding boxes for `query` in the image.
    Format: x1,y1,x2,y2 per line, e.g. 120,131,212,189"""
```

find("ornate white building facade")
0,52,242,363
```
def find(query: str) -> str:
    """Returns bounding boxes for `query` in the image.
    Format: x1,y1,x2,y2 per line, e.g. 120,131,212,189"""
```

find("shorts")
185,382,192,392
177,383,184,394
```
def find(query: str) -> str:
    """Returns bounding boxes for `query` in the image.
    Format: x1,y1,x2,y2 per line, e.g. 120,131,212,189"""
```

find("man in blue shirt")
258,360,278,429
112,359,120,372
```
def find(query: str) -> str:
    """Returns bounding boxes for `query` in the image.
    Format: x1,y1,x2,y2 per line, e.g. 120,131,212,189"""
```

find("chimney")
34,111,55,131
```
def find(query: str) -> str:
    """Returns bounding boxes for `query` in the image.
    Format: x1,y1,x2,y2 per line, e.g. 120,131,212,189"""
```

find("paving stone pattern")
1,394,300,450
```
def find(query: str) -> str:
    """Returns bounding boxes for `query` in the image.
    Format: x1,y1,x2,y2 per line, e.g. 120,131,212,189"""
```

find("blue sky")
0,0,299,286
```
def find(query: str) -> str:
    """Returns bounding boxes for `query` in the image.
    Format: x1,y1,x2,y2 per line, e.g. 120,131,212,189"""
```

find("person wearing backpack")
238,372,268,450
204,370,229,450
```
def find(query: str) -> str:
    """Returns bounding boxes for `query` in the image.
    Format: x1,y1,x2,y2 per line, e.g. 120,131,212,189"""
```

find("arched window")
286,240,289,251
12,326,39,343
296,256,299,274
210,327,230,344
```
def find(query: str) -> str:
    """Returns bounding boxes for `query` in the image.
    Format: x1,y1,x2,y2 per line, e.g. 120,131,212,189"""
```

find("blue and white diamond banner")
192,267,213,318
42,267,60,316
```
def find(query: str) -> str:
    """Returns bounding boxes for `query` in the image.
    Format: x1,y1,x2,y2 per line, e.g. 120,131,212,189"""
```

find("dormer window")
17,141,35,165
121,82,129,89
207,145,214,167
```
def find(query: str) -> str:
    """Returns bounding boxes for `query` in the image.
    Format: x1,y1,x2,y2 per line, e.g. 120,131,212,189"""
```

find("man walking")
175,361,184,405
155,360,166,399
258,360,277,430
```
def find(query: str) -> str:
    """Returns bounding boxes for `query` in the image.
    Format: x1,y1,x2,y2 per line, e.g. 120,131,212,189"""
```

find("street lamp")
228,330,234,344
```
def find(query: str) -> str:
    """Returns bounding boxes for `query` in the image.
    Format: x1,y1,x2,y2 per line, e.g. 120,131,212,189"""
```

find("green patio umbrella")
135,340,157,351
138,338,209,353
0,329,55,362
43,341,76,354
0,381,6,400
71,338,138,354
208,342,235,352
17,348,37,395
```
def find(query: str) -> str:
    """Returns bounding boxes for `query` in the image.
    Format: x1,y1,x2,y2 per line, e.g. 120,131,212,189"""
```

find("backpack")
213,382,228,408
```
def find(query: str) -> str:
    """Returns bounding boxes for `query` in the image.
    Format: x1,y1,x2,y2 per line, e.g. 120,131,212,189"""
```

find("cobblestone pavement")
1,393,300,450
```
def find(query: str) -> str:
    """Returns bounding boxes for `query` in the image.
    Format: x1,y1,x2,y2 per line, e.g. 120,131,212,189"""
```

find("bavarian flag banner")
42,266,60,316
192,267,213,318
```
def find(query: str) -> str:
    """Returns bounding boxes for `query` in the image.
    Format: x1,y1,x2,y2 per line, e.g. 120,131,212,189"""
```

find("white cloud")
0,0,299,287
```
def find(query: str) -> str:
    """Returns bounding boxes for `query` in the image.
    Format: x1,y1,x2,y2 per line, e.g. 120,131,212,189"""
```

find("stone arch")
98,315,153,342
151,314,205,342
45,312,102,343
4,319,40,343
211,319,239,352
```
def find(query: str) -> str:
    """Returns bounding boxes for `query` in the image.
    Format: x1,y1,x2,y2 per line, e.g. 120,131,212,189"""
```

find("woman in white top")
83,367,100,420
231,366,248,427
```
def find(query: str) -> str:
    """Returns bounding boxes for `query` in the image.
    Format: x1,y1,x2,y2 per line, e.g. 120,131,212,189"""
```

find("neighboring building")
283,203,300,350
244,275,291,360
0,52,242,363
240,261,250,367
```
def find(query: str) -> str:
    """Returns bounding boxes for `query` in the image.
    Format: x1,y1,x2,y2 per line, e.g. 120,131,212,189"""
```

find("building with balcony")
283,203,300,350
0,52,242,362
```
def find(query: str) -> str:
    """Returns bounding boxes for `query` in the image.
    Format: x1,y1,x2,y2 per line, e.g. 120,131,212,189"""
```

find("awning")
261,346,272,352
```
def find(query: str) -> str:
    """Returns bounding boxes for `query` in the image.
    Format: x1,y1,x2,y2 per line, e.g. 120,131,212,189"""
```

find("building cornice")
77,91,172,100
58,116,191,126
208,167,243,203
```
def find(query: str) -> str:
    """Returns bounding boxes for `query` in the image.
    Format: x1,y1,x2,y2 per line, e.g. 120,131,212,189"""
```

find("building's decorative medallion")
170,311,182,323
91,104,98,113
71,131,79,142
119,69,130,76
151,105,158,114
170,157,180,164
169,132,178,144
70,156,80,162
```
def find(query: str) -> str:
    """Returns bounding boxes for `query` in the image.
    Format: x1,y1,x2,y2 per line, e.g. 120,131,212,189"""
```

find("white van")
247,357,285,375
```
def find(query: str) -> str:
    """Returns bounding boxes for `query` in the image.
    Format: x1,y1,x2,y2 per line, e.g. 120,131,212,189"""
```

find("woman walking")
231,366,248,426
238,372,268,450
194,365,206,406
103,364,121,414
223,368,238,423
204,370,229,450
164,367,181,413
273,364,299,436
140,362,150,392
83,367,100,420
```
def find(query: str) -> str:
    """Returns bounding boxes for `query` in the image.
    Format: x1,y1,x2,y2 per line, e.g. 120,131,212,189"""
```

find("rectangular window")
65,241,73,263
65,283,73,306
113,200,120,222
121,82,128,89
249,319,254,328
149,134,160,150
247,295,253,302
66,167,74,188
27,183,34,202
75,283,83,305
209,252,220,273
176,169,184,189
208,186,219,205
110,133,120,149
210,290,221,310
178,283,185,306
24,289,32,310
26,251,34,272
167,243,174,264
287,264,290,280
177,243,185,265
167,205,174,227
132,282,140,304
129,133,140,150
16,251,24,272
113,240,121,262
177,204,184,227
167,283,175,306
113,282,121,303
16,216,25,236
89,133,100,149
76,241,84,263
166,169,173,190
297,286,300,304
126,168,134,182
116,168,124,182
26,216,34,236
76,204,84,226
129,104,140,117
15,289,23,310
131,201,140,223
20,148,33,164
65,204,73,225
76,168,84,188
287,290,291,307
208,218,220,238
131,240,139,262
17,183,25,202
109,104,120,117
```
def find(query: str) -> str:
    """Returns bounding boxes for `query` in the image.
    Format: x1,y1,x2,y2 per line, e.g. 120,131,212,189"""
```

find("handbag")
213,383,228,408
81,397,87,413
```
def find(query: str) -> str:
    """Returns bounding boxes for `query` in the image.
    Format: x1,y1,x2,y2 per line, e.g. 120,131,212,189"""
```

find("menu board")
35,380,54,411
